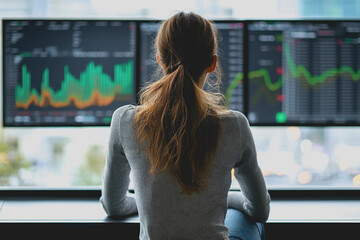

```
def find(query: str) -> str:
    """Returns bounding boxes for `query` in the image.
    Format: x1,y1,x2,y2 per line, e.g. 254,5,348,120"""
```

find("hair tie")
169,62,183,73
174,62,183,68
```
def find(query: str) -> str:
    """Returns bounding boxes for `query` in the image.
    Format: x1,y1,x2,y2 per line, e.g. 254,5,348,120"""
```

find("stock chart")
247,21,360,125
3,20,137,126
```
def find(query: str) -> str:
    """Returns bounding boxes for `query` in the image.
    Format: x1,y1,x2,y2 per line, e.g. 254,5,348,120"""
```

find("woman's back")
101,11,270,240
103,104,269,240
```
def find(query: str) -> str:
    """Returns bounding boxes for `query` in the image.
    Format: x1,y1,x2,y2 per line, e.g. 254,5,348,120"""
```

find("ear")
156,52,160,65
206,55,217,73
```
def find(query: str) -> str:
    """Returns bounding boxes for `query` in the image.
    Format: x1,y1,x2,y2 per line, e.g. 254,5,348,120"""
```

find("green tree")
0,132,30,185
73,144,106,186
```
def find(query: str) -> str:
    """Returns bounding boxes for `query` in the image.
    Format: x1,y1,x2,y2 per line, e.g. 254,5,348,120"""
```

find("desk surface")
0,199,359,223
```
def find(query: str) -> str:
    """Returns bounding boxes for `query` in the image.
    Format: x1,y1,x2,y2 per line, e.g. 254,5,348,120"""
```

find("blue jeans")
225,208,266,240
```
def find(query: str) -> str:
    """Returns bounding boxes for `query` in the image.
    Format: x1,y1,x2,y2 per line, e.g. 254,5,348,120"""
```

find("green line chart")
249,43,360,93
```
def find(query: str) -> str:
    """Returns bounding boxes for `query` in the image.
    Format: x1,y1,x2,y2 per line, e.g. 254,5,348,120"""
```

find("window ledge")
0,199,359,223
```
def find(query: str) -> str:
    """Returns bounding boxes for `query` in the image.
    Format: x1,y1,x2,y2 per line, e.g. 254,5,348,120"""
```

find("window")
1,0,359,189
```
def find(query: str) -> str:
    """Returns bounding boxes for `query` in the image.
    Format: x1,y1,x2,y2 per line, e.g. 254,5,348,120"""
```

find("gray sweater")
101,104,270,240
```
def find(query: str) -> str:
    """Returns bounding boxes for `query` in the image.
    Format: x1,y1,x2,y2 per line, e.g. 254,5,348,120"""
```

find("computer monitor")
2,19,137,126
246,20,360,126
139,20,244,112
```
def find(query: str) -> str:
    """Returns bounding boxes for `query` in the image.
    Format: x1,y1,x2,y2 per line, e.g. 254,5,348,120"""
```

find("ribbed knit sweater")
101,104,270,240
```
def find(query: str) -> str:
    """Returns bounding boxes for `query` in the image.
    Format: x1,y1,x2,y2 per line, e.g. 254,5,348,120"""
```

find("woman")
101,12,270,240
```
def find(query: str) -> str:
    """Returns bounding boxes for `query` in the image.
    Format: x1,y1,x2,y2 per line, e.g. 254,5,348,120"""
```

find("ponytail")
134,12,228,194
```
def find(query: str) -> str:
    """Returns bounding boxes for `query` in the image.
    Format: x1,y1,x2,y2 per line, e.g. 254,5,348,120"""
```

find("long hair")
134,12,229,194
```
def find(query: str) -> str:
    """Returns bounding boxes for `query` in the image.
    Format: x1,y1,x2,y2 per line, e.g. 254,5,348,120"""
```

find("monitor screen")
2,20,137,126
247,21,360,126
139,21,244,112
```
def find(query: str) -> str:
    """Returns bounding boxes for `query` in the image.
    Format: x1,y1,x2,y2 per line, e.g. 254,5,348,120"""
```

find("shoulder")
111,104,137,125
220,110,249,127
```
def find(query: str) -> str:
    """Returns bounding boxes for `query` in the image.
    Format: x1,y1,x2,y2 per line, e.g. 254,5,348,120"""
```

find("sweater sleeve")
227,112,271,223
100,106,138,217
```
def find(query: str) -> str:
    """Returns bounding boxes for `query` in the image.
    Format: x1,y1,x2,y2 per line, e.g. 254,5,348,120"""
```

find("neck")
198,72,207,88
